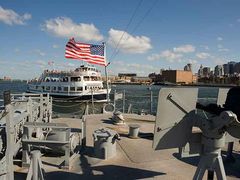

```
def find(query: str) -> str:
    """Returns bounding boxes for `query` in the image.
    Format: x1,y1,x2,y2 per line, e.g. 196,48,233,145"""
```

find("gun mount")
153,88,240,180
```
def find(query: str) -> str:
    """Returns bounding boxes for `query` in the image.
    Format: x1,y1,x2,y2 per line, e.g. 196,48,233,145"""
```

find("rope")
130,0,158,35
110,0,144,61
111,0,158,61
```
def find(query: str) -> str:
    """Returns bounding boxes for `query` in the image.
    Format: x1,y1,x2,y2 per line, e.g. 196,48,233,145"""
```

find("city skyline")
0,0,240,79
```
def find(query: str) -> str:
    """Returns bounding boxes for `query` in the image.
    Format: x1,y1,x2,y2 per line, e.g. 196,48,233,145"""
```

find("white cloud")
188,59,197,64
34,49,46,56
173,44,195,53
148,50,183,62
200,45,209,50
218,48,229,52
196,52,211,59
217,44,223,49
52,44,59,49
217,44,229,52
0,6,31,25
36,60,47,66
108,28,152,54
217,37,223,41
42,17,103,41
14,48,20,53
111,61,158,75
214,57,225,65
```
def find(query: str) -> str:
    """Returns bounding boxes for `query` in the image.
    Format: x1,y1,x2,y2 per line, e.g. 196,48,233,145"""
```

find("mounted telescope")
153,87,240,180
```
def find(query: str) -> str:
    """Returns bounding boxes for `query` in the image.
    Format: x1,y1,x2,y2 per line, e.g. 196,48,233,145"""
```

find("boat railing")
50,88,219,119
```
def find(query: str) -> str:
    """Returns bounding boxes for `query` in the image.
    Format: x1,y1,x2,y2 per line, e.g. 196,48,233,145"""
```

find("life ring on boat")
103,103,115,113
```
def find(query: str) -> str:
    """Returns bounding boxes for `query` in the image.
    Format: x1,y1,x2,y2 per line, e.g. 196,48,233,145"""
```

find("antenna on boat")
103,42,110,103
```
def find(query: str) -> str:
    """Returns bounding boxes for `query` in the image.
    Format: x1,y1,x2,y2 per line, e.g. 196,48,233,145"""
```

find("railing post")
81,103,88,147
5,105,14,180
49,96,52,122
150,90,153,114
39,94,43,121
114,89,116,108
91,88,95,114
27,98,33,122
122,90,125,113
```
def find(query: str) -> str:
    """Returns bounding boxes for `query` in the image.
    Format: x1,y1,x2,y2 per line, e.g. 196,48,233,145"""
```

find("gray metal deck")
15,113,240,180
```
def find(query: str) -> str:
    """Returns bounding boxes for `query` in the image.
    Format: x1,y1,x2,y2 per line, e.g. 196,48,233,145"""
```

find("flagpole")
103,42,110,103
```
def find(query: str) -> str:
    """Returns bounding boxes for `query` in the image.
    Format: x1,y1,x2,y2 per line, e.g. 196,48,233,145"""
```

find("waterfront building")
223,61,236,76
202,67,211,77
118,73,137,82
223,64,230,76
228,61,236,75
214,65,224,77
184,63,192,72
198,65,203,77
131,76,151,84
233,62,240,74
161,70,194,84
118,73,137,78
3,76,11,81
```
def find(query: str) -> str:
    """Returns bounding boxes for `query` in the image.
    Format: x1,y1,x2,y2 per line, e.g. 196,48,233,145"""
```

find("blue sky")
0,0,240,79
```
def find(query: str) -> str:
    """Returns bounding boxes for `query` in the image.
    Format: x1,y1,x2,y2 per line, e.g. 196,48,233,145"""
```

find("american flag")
65,38,106,66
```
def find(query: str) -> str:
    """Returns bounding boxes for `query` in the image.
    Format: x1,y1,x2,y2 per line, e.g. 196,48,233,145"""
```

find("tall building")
214,65,224,77
223,64,230,76
198,64,203,77
202,67,211,77
228,61,236,75
233,62,240,74
223,61,236,76
184,63,192,72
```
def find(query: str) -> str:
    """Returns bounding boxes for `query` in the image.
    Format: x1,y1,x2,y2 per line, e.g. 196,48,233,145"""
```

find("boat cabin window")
64,87,68,91
42,86,45,90
53,87,57,91
84,76,90,81
58,87,62,91
91,76,99,81
85,86,87,90
46,86,50,91
71,77,81,82
62,77,68,82
45,78,50,82
70,87,75,91
77,87,83,91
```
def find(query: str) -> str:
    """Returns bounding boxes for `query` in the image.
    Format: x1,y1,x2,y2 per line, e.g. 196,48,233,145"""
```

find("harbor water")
0,81,219,117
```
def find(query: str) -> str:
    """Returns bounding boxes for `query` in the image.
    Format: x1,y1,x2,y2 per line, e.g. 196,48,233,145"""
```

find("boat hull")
26,90,109,102
51,93,108,102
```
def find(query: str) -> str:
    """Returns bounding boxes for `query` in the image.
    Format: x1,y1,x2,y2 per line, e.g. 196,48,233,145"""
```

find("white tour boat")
27,65,110,101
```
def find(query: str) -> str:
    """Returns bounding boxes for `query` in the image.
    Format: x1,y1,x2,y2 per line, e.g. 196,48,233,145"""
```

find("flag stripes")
65,38,106,66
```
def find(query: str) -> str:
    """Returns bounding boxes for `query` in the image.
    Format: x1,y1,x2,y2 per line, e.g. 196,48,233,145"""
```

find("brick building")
161,70,195,84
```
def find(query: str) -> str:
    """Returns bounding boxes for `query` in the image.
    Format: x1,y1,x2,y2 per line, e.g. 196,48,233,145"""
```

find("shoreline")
112,82,237,88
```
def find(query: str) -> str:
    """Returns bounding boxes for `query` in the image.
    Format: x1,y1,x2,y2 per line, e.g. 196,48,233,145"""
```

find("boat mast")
103,42,110,103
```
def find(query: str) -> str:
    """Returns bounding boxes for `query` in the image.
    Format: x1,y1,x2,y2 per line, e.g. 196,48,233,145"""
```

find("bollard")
93,128,120,159
128,124,140,138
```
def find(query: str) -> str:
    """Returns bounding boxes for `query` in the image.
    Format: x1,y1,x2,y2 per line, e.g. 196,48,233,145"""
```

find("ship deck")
15,113,240,180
